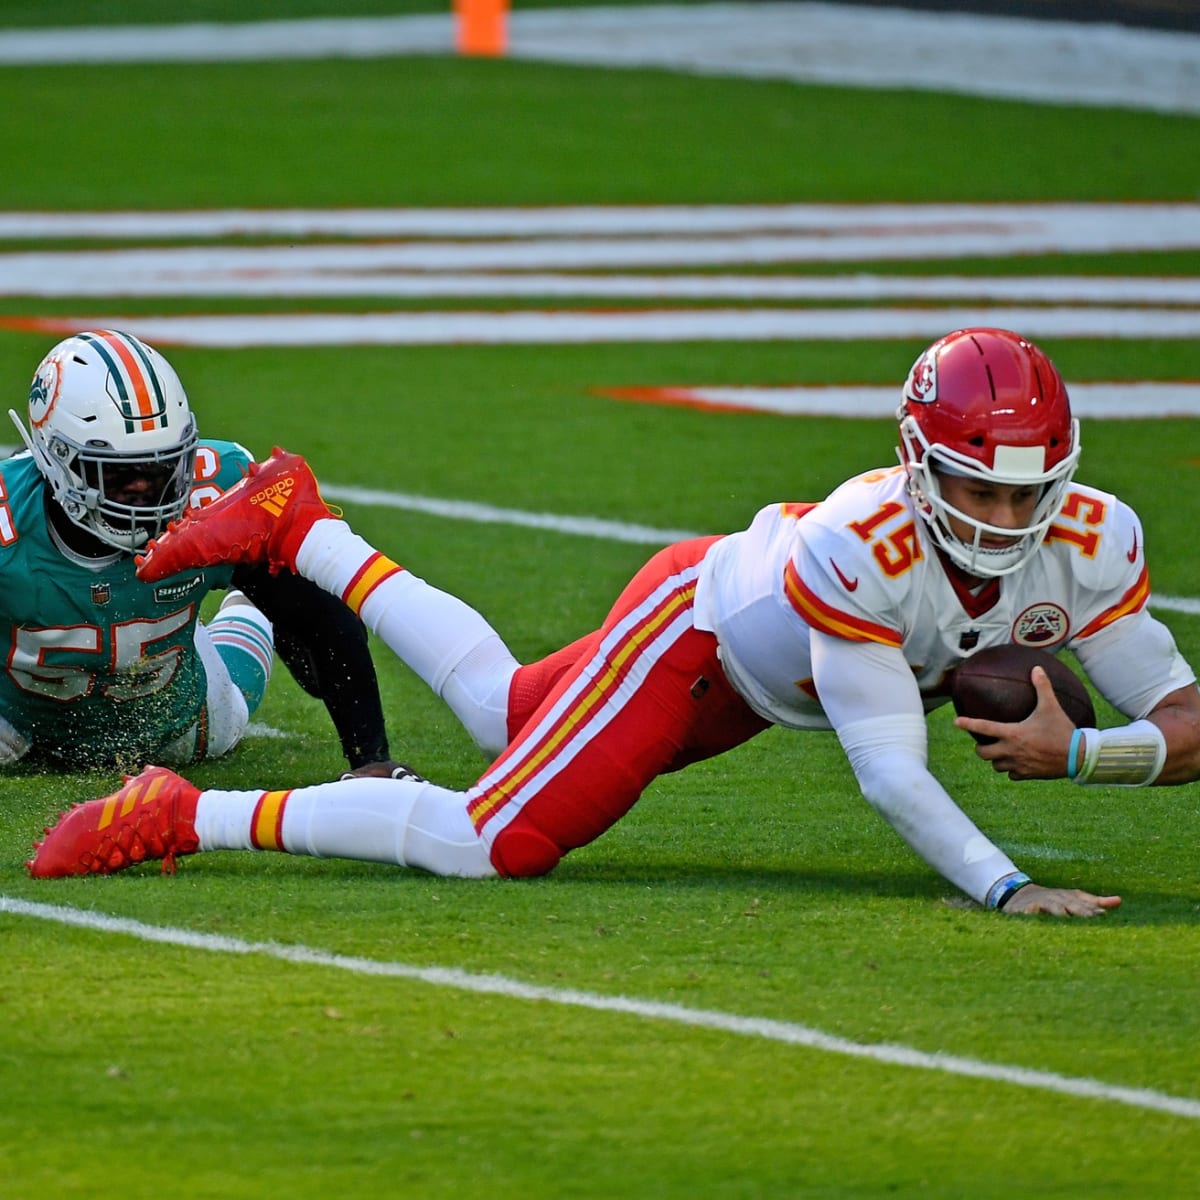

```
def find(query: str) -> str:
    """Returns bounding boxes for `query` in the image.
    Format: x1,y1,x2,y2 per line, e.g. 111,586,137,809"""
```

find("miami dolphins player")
0,329,400,774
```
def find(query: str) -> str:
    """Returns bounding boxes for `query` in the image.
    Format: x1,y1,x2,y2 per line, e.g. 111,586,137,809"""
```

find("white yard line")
1,202,1198,249
5,269,1200,303
9,306,1200,346
0,5,1195,114
2,896,1196,1120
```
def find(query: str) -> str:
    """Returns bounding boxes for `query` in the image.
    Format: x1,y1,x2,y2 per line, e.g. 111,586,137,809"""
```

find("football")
951,644,1096,742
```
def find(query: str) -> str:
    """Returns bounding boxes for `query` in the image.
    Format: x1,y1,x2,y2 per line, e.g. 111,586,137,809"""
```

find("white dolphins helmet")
10,330,197,551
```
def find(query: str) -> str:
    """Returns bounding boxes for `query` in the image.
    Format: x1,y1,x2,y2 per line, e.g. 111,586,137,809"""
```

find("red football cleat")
27,765,201,879
135,447,338,581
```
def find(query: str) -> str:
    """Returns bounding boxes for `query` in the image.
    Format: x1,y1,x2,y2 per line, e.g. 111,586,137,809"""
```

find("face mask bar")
898,414,1080,578
77,445,197,549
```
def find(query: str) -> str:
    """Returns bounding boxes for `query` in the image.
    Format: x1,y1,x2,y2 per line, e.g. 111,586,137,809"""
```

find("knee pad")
490,825,563,878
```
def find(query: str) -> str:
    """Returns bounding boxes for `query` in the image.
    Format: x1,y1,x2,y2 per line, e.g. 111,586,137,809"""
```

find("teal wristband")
1067,728,1084,780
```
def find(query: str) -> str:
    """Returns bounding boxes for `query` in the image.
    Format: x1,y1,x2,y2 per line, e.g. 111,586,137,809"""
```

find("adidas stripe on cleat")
27,765,201,878
135,447,338,581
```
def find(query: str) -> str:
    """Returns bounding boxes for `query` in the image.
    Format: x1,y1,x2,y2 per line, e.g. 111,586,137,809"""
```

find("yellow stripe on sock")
344,554,402,615
251,790,290,851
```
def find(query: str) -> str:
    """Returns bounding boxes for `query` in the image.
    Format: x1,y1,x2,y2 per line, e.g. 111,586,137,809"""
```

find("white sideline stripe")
318,482,1200,620
15,307,1200,347
1,896,1196,1120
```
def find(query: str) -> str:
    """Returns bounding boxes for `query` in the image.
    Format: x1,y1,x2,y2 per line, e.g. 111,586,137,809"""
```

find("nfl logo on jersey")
90,582,111,606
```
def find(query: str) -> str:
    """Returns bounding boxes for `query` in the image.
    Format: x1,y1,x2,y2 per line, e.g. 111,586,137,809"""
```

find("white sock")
196,778,496,878
296,522,518,754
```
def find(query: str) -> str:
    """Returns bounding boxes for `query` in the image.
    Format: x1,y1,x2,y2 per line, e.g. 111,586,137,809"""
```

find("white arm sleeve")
1071,609,1196,719
811,631,1019,905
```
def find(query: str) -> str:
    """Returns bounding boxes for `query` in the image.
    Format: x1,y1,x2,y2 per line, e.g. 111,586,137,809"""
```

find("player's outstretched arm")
1001,884,1121,918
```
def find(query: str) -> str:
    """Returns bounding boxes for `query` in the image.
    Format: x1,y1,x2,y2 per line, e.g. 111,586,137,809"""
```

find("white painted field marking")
604,382,1200,419
4,261,1199,304
9,306,1200,346
8,266,1200,304
1,202,1198,250
2,896,1196,1119
317,482,1200,621
243,721,289,740
321,483,702,546
0,6,1195,115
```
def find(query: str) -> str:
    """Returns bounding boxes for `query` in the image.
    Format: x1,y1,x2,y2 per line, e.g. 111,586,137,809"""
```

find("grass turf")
0,5,1198,1197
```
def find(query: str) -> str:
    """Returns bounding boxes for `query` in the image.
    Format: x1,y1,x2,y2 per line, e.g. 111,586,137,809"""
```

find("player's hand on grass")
1002,883,1121,918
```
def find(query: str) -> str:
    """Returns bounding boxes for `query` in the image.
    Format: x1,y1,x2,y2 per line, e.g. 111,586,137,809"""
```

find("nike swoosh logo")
830,558,859,591
1127,533,1139,563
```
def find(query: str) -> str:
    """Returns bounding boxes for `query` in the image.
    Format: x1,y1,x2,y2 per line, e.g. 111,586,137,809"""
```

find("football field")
1,4,1199,1196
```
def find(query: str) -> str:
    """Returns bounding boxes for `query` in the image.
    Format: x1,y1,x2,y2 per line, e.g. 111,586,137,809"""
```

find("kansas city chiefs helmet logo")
29,354,63,428
903,350,938,405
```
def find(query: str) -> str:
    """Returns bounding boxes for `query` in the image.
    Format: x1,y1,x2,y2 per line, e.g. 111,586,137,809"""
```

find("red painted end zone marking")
602,385,765,415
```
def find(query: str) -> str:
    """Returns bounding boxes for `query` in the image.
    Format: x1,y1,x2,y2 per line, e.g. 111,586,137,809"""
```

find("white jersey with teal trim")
0,441,250,768
695,465,1193,732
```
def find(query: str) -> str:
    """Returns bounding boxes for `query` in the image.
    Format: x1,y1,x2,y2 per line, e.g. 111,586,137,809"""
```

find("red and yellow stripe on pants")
469,535,769,878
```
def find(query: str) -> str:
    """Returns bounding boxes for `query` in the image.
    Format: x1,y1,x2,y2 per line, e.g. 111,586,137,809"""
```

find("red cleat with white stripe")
135,447,337,581
27,766,201,878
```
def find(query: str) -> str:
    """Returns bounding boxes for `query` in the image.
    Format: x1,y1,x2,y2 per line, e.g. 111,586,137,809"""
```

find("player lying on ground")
1,330,403,774
28,328,1200,916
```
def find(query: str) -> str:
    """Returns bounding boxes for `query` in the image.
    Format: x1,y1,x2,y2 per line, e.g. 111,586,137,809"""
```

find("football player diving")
27,329,1200,916
1,329,403,776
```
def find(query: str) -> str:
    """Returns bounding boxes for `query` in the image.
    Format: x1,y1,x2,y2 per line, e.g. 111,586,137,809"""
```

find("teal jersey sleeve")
0,441,253,768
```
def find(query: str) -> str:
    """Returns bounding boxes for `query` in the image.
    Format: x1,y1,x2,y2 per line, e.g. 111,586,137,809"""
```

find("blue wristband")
986,871,1032,911
1067,728,1084,780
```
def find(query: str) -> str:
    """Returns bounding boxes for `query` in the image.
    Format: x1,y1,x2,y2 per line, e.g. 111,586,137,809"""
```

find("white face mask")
898,415,1081,578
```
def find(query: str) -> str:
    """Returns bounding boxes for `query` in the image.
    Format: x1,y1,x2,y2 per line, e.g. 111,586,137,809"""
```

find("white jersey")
694,466,1194,906
695,465,1191,731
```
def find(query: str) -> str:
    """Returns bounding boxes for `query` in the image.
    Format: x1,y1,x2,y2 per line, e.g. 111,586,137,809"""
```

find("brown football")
951,644,1095,743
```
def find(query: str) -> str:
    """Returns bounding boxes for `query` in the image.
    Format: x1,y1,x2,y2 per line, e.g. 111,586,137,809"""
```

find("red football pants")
469,535,770,877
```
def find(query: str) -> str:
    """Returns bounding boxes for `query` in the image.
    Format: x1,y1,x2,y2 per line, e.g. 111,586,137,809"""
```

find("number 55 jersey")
0,441,250,768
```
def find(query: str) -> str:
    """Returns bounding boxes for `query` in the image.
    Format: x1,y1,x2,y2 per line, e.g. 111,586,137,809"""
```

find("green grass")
1,5,1199,1198
1,57,1197,210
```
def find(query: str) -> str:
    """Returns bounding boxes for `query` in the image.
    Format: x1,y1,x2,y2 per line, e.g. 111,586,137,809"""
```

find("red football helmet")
897,327,1079,576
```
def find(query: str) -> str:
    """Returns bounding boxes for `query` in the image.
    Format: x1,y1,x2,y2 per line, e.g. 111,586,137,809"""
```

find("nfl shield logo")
90,582,112,606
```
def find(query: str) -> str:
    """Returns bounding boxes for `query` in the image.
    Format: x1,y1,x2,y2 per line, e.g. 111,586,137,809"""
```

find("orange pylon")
454,0,509,56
